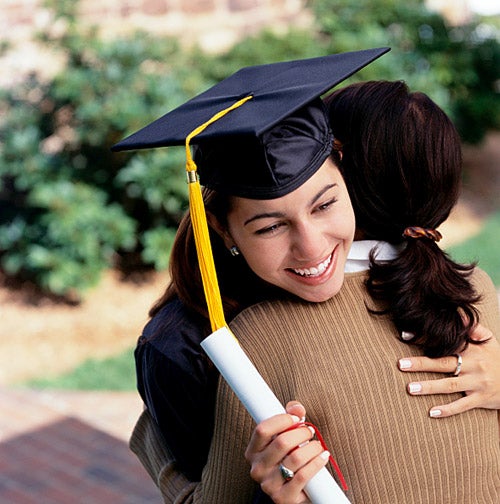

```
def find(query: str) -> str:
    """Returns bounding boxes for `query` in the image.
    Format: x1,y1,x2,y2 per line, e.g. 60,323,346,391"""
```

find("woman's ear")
206,212,234,250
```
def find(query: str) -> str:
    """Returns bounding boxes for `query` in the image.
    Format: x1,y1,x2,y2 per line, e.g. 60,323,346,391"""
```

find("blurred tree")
0,0,498,298
310,0,500,142
0,0,208,298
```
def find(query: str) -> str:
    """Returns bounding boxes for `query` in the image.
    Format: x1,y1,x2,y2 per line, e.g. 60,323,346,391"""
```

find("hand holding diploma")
244,401,334,504
202,327,351,504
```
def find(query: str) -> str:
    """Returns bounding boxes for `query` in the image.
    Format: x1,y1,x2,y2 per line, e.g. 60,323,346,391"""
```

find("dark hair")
149,187,278,334
325,80,480,357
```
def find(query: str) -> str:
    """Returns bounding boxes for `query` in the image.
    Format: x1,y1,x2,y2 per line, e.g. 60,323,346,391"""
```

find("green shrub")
1,0,498,299
311,0,500,143
0,3,209,298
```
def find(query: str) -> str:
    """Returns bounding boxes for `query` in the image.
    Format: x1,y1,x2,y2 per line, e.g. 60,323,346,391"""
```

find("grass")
26,347,137,391
26,210,500,391
446,210,500,286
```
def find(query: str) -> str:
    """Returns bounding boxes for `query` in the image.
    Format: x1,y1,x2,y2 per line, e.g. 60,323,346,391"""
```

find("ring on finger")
452,353,463,377
279,463,294,482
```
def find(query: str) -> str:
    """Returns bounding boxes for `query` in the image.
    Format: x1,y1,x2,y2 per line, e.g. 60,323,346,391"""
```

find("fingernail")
290,415,300,423
300,416,306,423
408,382,422,394
307,426,316,437
399,358,412,369
429,409,442,418
320,450,330,461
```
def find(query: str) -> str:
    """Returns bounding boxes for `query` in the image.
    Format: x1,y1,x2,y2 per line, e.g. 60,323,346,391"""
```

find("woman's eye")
255,223,284,235
316,197,337,212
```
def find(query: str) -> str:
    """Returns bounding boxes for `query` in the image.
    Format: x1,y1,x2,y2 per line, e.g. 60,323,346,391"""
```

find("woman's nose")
291,222,327,260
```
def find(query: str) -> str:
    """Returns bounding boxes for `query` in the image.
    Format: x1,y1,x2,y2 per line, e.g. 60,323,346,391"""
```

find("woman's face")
224,158,355,302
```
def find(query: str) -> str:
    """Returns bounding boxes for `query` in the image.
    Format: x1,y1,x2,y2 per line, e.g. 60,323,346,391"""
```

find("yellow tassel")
185,95,253,332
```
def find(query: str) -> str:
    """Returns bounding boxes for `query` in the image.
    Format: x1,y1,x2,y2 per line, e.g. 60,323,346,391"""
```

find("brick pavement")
0,388,162,503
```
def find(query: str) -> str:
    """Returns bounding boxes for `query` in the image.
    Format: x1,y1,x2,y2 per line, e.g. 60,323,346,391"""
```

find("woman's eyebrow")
310,184,337,206
244,211,284,227
243,183,338,226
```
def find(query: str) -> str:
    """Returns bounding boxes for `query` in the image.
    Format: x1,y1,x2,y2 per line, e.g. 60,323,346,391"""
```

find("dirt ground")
1,133,499,386
0,269,169,385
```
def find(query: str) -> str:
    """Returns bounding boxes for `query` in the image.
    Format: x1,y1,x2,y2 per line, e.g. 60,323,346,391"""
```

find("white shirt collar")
345,240,403,273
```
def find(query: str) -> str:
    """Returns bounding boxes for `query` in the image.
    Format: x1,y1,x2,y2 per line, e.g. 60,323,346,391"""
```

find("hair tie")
403,226,442,242
332,138,343,152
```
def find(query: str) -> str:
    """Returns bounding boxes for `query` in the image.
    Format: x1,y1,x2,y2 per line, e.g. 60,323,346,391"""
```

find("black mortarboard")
112,47,390,199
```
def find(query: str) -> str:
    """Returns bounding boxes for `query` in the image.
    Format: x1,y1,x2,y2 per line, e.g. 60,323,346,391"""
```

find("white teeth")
293,255,332,277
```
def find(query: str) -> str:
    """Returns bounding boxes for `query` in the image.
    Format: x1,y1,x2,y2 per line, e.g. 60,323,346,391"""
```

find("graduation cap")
112,47,390,199
113,47,390,332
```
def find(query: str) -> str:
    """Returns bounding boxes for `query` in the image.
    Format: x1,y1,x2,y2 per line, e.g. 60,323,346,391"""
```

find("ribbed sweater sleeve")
129,409,199,503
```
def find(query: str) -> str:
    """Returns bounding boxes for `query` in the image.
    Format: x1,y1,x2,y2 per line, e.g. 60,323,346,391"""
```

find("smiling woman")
131,98,354,485
111,49,389,500
211,158,355,303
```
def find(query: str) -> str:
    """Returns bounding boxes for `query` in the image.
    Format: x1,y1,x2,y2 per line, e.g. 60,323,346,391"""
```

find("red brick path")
0,388,161,503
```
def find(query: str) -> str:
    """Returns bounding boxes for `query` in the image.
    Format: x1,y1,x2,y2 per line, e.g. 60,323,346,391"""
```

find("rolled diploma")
201,326,350,504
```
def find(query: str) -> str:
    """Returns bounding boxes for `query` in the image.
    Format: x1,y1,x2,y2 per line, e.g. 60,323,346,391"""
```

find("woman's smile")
289,252,333,278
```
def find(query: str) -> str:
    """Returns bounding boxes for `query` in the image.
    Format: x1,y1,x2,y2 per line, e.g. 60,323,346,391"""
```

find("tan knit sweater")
131,268,500,503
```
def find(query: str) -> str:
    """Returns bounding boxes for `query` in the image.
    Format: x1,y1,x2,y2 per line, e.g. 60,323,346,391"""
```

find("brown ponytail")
325,81,481,357
366,239,479,356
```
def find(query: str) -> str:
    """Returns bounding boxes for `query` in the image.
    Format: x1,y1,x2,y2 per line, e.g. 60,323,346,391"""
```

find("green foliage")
310,0,500,142
0,3,209,299
141,227,177,271
1,0,498,298
1,180,136,296
25,347,136,390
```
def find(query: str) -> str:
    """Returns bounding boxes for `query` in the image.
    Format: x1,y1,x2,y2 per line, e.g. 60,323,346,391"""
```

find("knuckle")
259,480,274,495
273,435,290,452
249,463,264,482
439,357,455,372
478,373,494,391
274,496,288,504
248,464,258,480
310,440,323,454
244,447,252,462
254,423,272,439
263,485,287,503
293,470,309,486
287,450,303,467
448,378,462,393
475,356,489,374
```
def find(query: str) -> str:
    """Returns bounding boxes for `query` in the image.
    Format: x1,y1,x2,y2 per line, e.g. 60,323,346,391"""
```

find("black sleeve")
135,300,219,481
